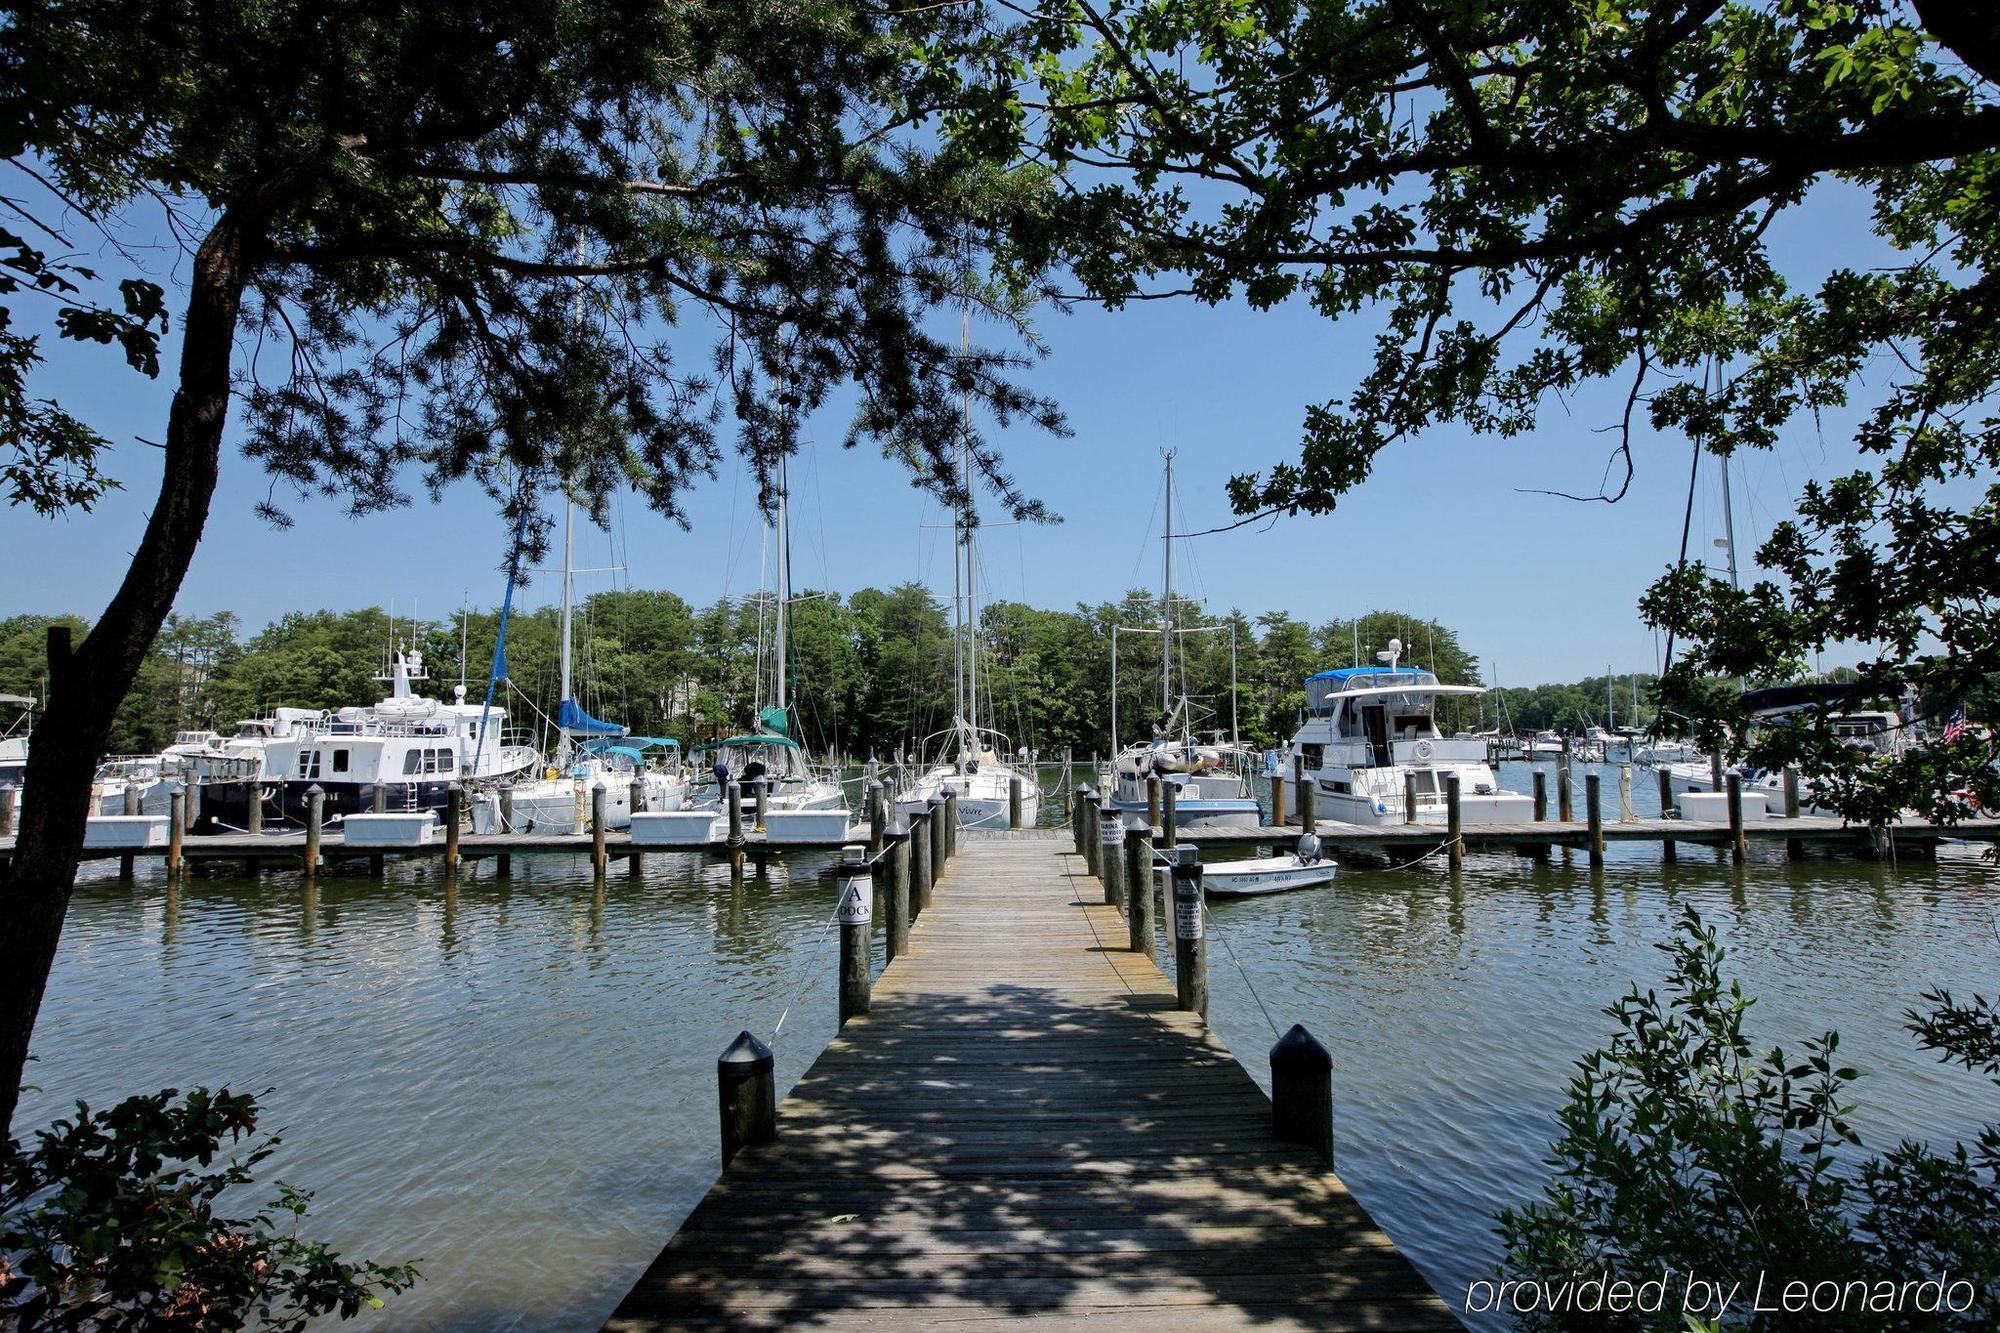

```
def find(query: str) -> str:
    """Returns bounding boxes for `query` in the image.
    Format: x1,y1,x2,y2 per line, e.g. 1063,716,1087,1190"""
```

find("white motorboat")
1280,640,1532,829
1203,841,1338,898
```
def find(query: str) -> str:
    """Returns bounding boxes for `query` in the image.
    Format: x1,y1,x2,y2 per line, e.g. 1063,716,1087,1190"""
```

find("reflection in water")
21,770,2000,1332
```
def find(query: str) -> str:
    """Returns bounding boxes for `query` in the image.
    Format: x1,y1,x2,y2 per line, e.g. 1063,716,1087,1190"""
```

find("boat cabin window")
297,750,321,779
331,748,350,774
1327,779,1351,794
400,746,454,775
1299,744,1325,769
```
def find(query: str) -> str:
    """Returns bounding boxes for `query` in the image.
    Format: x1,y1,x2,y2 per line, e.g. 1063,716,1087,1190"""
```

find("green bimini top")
699,734,802,750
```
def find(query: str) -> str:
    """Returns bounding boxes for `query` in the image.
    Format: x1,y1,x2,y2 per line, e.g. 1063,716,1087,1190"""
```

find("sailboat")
1105,453,1262,830
898,307,1042,830
692,452,847,815
480,501,687,833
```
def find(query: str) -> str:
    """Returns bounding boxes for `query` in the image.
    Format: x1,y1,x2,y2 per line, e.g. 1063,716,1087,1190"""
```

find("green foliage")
1497,908,2000,1331
1005,0,2000,825
1,1087,417,1330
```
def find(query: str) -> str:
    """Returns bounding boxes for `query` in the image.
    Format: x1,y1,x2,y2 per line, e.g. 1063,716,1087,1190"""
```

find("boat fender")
1413,739,1433,760
1375,801,1389,815
546,766,559,780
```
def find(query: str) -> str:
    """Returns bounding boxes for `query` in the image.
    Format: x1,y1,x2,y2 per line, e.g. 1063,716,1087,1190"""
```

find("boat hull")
1203,857,1338,897
1107,797,1262,830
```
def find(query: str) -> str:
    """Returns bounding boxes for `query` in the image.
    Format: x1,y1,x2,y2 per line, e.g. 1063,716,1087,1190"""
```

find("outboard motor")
1296,832,1323,865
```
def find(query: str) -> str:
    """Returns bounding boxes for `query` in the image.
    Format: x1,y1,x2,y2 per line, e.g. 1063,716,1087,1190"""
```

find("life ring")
1413,739,1434,761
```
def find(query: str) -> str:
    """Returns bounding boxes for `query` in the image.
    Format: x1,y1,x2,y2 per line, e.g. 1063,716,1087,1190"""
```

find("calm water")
19,763,2000,1329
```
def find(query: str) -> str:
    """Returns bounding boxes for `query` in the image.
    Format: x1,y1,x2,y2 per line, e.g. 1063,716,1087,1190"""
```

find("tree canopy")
997,0,2000,818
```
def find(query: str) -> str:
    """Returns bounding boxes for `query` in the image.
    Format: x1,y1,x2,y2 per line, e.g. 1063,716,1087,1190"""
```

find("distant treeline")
0,597,1658,760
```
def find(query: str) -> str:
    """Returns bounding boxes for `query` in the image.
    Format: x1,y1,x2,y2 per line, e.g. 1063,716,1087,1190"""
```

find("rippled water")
19,762,2000,1330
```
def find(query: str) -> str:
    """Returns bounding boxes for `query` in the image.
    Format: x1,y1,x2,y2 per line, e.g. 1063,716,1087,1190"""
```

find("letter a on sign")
837,881,872,925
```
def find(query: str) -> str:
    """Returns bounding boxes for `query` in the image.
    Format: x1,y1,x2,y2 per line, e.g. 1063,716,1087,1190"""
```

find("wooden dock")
603,830,1457,1331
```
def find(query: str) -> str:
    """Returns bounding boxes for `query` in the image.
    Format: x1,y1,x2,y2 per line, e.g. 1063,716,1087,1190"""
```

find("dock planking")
603,831,1458,1331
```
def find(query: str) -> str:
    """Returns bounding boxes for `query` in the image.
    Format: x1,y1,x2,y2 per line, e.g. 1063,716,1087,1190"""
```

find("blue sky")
2,196,1884,689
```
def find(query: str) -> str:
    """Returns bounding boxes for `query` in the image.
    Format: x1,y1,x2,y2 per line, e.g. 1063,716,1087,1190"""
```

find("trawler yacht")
1282,640,1531,828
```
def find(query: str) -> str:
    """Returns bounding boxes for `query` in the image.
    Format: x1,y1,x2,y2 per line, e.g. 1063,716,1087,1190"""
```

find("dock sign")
837,880,872,925
1172,874,1203,940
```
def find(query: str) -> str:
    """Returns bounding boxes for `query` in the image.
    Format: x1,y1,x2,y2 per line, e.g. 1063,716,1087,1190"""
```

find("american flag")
1942,705,1968,743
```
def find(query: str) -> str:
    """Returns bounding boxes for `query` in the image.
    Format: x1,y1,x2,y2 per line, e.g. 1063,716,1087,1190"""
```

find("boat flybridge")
1284,639,1531,828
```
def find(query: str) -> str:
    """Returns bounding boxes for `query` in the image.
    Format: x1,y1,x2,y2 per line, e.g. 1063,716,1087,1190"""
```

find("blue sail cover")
558,697,624,735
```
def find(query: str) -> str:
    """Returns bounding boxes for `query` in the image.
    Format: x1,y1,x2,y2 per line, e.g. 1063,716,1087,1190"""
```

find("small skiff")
1202,855,1338,898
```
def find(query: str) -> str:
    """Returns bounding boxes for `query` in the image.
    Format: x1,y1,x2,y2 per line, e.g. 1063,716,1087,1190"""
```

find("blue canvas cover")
558,697,623,735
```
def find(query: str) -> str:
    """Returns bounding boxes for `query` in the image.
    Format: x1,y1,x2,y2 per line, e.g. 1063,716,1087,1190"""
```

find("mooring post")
1121,826,1154,954
716,1030,776,1168
943,789,959,861
444,784,463,879
120,782,140,881
1146,775,1161,829
246,779,263,836
1710,751,1725,793
837,846,872,1025
1072,784,1091,857
1445,771,1463,870
1298,765,1316,835
183,778,199,835
867,780,885,856
1170,846,1207,1016
725,781,744,875
1619,764,1635,822
1532,769,1548,821
1099,810,1125,907
1008,775,1023,830
753,777,769,833
1404,771,1419,825
1658,767,1677,862
1269,761,1287,826
1727,772,1747,864
1161,783,1179,847
496,786,513,878
1270,1023,1335,1165
304,784,324,879
1783,767,1802,859
167,787,186,879
627,778,647,876
1585,772,1604,867
588,782,607,878
911,806,933,917
885,821,911,961
927,794,946,886
1081,790,1103,875
369,782,388,876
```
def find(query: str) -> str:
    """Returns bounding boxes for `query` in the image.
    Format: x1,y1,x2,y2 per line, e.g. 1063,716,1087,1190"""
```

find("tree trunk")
0,212,256,1134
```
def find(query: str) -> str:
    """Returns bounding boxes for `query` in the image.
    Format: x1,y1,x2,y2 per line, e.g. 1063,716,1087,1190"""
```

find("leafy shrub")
2,1087,417,1329
1497,907,1999,1330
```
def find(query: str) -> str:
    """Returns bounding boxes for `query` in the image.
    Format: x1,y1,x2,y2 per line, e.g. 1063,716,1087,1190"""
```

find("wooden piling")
1270,1024,1335,1165
303,785,324,879
446,785,464,879
167,789,185,878
1711,751,1725,792
753,777,769,833
120,782,140,880
1169,847,1207,1016
1099,811,1124,907
1557,762,1573,823
716,1030,776,1168
1585,771,1604,867
1727,772,1747,864
1784,767,1802,859
911,807,933,916
944,789,959,860
1160,783,1178,848
1269,763,1287,826
1404,771,1419,824
725,781,744,874
1532,769,1547,822
1298,765,1316,835
885,822,911,961
1658,767,1677,862
1125,826,1154,954
837,848,872,1025
1081,791,1102,876
1445,772,1462,870
927,795,946,885
1009,775,1025,829
1146,775,1161,830
1072,785,1092,857
867,780,885,856
1619,764,1634,822
0,783,15,839
246,779,263,836
369,782,388,876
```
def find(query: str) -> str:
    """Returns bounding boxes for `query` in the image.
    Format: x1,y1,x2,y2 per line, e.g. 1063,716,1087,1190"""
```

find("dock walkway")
604,830,1457,1330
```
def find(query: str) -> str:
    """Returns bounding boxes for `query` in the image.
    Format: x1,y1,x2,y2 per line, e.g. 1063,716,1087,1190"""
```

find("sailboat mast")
1719,450,1740,589
1160,451,1174,724
558,498,575,751
775,453,790,714
962,306,978,739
